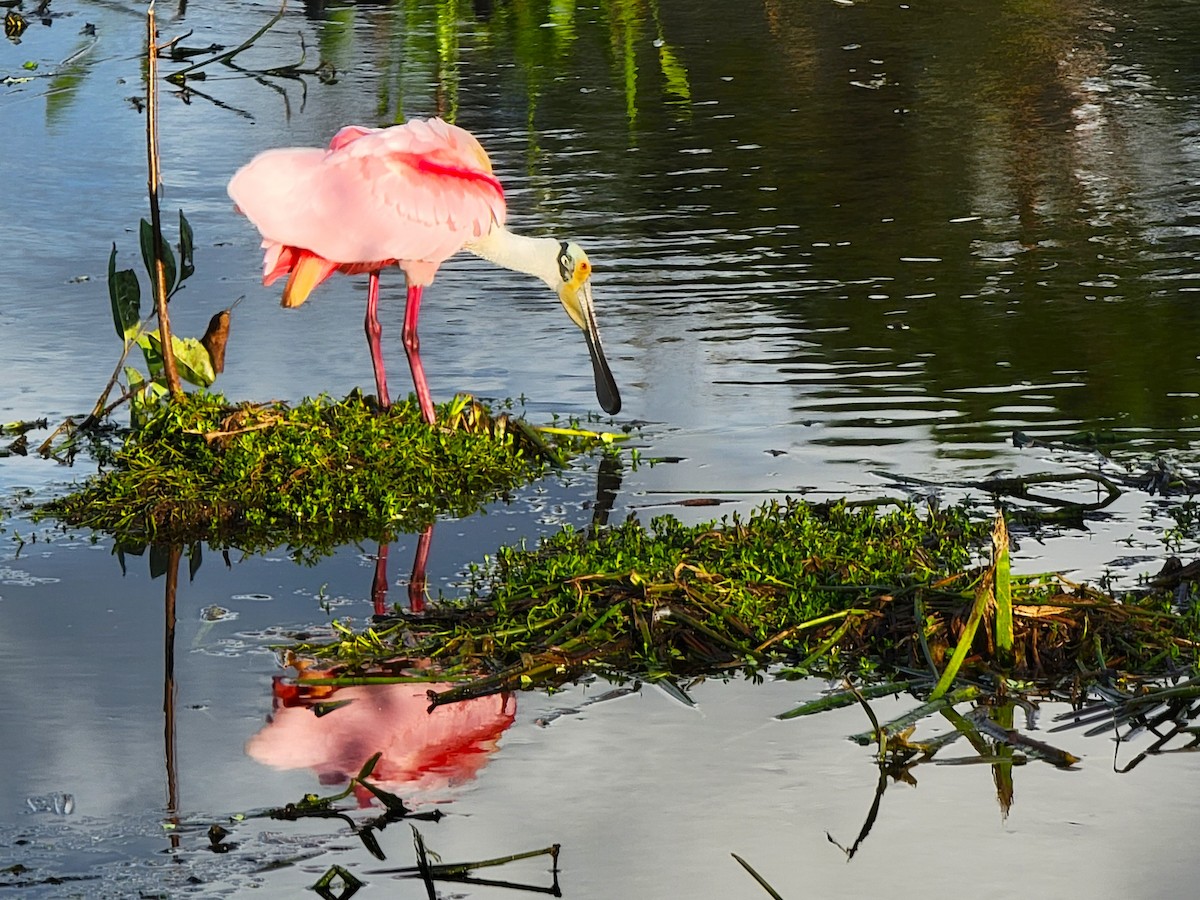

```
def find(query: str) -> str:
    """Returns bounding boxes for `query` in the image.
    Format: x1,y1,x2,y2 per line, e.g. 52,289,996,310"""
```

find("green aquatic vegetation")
290,501,991,689
474,499,982,654
1166,498,1200,549
42,391,612,551
288,501,1200,699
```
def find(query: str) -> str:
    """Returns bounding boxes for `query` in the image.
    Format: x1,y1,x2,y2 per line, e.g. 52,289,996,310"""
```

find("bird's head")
553,242,594,330
554,242,621,416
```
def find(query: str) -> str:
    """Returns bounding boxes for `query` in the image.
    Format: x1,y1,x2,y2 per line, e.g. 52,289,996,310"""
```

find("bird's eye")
557,242,573,281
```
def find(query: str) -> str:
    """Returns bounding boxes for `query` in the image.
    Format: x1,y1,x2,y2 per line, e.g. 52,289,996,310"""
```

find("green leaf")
123,366,145,393
177,210,195,286
172,336,217,387
929,574,992,701
125,366,149,429
355,752,382,781
140,218,177,297
135,331,163,376
137,331,217,388
993,513,1013,658
108,244,141,341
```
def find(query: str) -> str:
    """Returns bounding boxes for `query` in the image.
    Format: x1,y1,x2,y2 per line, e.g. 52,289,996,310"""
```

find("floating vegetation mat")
285,500,1200,702
43,391,608,551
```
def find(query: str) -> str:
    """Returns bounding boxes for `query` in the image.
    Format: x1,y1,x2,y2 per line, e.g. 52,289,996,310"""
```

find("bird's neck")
467,227,562,289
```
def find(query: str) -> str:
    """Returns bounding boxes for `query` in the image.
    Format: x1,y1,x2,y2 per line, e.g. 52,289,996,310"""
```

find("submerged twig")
374,842,562,878
165,0,289,84
846,679,886,763
964,707,1079,768
846,685,981,746
776,681,916,720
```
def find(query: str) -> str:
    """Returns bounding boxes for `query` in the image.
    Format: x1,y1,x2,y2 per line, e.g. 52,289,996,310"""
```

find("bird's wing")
228,118,506,273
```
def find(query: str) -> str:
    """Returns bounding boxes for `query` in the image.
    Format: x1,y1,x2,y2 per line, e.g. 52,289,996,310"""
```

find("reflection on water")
248,675,516,802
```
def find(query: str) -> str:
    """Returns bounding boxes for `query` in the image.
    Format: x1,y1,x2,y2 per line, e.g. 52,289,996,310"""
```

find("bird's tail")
281,251,339,308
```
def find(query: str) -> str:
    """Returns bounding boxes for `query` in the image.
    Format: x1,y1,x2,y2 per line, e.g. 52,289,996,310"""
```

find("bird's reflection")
248,672,515,804
251,523,514,803
250,448,623,803
368,524,433,617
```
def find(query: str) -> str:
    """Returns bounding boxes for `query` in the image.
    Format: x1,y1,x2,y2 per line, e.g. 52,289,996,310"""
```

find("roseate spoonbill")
249,674,515,801
227,117,621,423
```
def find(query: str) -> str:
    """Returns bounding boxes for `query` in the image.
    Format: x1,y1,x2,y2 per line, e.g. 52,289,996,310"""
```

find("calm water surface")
3,0,1200,895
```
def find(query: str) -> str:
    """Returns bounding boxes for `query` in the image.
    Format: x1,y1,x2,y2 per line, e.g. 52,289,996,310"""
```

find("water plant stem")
146,3,182,399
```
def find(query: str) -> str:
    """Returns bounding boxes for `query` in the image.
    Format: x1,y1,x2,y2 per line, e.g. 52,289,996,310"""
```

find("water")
3,0,1200,894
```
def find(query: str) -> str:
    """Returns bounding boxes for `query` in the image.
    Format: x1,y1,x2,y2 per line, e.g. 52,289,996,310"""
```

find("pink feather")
228,117,507,292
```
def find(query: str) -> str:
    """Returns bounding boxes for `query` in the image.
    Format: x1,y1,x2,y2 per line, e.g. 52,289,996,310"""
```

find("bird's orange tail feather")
281,252,339,308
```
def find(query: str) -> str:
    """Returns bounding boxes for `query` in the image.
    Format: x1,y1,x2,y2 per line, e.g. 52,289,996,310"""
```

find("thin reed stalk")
147,2,182,398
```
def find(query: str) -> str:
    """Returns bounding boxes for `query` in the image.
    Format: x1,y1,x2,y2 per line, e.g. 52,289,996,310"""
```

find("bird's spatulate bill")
584,304,621,415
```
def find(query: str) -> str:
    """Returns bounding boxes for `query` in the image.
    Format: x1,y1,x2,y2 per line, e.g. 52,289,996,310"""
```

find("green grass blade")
929,572,992,700
993,513,1013,659
731,853,784,900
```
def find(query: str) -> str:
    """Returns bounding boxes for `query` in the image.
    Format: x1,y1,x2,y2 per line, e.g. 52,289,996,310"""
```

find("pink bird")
227,117,621,423
248,676,516,803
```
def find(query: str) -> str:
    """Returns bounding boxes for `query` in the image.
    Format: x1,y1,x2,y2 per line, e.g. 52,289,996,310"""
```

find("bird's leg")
407,523,432,614
371,542,389,618
363,270,391,408
402,283,437,424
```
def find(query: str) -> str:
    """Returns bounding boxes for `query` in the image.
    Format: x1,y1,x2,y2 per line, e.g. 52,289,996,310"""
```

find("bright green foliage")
108,212,197,346
476,501,982,654
44,392,599,550
136,331,216,387
290,499,1200,695
107,210,208,407
292,501,991,690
